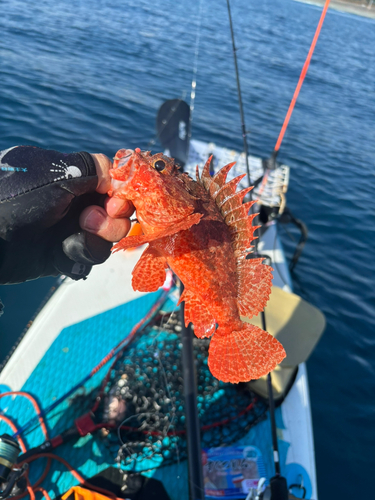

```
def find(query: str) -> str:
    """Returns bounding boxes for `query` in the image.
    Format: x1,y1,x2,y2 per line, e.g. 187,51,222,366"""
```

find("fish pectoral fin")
132,246,167,292
179,289,216,338
208,323,286,383
236,257,273,318
112,212,203,252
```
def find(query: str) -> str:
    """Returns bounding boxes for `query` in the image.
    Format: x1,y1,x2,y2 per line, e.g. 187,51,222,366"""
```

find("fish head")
109,148,196,227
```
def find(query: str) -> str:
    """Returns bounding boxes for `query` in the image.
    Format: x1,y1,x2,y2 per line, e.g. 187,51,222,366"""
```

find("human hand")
80,153,134,243
0,146,134,284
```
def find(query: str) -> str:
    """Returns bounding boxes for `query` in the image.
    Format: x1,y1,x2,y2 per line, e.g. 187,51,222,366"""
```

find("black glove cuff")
77,151,97,177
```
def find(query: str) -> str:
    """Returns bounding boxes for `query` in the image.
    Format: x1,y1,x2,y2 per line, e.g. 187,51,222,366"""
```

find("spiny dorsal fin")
198,159,272,318
199,156,213,190
198,161,257,251
209,162,236,198
214,175,246,208
224,200,257,225
220,186,254,217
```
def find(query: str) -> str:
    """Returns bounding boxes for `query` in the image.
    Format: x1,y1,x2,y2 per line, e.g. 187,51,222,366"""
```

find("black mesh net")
99,309,268,470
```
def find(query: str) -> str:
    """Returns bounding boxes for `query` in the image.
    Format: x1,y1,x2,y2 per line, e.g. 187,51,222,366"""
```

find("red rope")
0,392,49,440
274,0,331,153
19,453,123,500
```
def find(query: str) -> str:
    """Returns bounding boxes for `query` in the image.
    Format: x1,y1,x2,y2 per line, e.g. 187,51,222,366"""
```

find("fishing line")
273,0,331,157
147,278,182,476
188,0,203,138
155,314,183,476
152,284,179,340
147,0,202,155
152,313,182,474
226,1,293,493
117,414,152,447
152,349,181,473
159,308,177,331
156,349,182,480
280,221,297,243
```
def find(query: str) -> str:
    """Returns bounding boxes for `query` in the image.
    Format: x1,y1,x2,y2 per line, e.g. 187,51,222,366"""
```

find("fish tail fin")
208,323,286,383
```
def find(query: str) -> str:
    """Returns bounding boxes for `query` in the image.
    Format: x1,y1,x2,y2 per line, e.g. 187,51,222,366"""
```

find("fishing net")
98,307,269,471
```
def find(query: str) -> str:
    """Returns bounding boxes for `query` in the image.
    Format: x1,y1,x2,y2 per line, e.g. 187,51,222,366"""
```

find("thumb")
91,153,114,194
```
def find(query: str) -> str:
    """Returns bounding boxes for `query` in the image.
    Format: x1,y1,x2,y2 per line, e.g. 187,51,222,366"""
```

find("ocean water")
0,0,374,498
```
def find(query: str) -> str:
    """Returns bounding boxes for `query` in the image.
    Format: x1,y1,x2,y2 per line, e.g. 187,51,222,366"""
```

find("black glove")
0,146,113,284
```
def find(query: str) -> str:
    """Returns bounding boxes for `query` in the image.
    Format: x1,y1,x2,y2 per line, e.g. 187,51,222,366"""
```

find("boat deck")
0,143,317,499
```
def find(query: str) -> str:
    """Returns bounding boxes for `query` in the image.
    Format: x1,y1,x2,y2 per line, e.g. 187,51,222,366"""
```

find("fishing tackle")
0,434,27,500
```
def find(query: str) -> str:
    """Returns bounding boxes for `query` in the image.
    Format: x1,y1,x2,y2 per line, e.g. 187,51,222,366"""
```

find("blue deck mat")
0,290,289,500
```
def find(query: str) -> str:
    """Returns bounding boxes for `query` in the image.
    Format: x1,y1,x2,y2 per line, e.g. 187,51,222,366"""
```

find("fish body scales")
154,219,240,325
109,149,286,383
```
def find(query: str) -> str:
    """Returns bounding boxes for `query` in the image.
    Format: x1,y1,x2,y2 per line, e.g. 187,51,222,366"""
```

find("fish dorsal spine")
196,157,272,319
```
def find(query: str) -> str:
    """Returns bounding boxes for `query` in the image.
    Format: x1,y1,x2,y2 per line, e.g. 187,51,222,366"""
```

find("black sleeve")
0,146,112,284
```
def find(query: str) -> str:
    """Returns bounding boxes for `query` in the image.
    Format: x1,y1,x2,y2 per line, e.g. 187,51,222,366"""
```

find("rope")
0,394,52,500
0,286,167,500
0,392,49,439
11,283,172,438
274,0,331,154
18,453,123,500
1,428,120,500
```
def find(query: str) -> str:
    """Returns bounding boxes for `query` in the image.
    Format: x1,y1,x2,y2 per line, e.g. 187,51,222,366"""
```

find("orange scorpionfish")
109,148,286,383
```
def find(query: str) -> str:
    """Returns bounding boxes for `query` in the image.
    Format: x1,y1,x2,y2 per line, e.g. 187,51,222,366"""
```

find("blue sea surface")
0,0,374,498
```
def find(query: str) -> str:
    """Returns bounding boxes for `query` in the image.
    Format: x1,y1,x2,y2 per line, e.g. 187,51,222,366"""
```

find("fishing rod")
267,0,331,168
168,7,205,499
226,1,332,496
226,0,252,193
180,283,205,500
226,3,288,499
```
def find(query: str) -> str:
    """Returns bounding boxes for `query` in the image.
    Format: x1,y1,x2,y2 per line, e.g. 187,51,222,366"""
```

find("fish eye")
153,159,166,172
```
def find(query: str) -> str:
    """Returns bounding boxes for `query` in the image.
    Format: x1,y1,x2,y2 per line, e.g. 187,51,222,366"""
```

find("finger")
105,197,135,219
90,153,113,194
80,206,132,242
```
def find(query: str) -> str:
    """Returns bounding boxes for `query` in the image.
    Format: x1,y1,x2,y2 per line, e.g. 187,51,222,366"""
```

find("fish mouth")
109,149,136,195
113,149,134,169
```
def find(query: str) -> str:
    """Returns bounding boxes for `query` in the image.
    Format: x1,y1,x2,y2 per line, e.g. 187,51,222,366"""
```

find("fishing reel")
0,434,27,499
